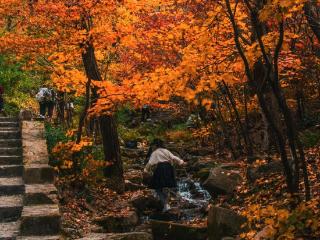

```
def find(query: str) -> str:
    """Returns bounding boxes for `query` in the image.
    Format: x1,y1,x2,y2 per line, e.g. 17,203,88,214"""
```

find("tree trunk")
304,0,320,42
99,115,124,192
81,42,125,193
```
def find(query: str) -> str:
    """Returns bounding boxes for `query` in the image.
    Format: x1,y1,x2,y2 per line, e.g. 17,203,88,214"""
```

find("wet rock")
207,206,246,240
203,167,242,196
130,190,162,212
247,161,283,181
93,211,139,233
194,168,211,183
151,220,207,240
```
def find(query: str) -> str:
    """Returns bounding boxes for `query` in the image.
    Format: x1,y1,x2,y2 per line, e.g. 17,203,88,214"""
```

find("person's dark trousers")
156,188,168,208
39,102,46,116
141,108,150,122
47,101,55,118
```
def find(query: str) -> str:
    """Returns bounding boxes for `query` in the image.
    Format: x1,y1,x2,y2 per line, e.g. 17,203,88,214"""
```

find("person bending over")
144,139,186,211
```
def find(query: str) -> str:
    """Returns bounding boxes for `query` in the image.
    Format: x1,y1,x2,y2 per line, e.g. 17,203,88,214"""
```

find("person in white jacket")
144,139,186,211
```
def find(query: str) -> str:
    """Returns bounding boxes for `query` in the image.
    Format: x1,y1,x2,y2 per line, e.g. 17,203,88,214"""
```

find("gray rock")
203,167,242,196
247,161,283,181
208,207,246,240
130,190,162,212
151,220,207,240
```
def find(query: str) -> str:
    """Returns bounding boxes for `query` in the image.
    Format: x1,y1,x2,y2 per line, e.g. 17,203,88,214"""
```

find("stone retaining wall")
20,121,61,239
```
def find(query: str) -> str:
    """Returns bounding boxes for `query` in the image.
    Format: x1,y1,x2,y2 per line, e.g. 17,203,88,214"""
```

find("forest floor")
49,109,320,239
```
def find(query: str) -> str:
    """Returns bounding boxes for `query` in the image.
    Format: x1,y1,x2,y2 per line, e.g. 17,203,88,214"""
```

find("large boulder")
247,161,283,181
207,206,246,240
93,211,139,233
202,167,242,196
130,190,162,212
151,220,207,240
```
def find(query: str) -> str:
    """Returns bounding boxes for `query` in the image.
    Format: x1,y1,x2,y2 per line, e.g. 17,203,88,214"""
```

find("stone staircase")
0,117,24,239
0,117,61,239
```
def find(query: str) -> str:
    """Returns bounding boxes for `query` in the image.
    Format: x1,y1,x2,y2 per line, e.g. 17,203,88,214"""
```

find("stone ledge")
0,177,24,196
24,184,58,205
20,205,61,236
0,221,20,238
23,164,55,184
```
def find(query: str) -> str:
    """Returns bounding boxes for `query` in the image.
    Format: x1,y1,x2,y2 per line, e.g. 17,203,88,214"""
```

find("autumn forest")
0,0,319,239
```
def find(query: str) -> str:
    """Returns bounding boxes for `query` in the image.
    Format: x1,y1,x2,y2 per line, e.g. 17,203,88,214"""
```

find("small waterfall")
177,178,211,207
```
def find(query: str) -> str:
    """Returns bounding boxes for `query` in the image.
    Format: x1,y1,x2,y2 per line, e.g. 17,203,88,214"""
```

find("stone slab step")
0,178,24,196
24,184,58,205
0,195,23,222
0,156,22,165
0,122,19,128
0,139,22,148
20,204,61,236
0,127,19,132
0,118,18,123
0,131,20,139
23,164,55,184
0,221,20,240
0,148,22,155
0,165,23,177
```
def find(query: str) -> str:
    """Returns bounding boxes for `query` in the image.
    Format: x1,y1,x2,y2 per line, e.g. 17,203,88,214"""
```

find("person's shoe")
163,204,171,212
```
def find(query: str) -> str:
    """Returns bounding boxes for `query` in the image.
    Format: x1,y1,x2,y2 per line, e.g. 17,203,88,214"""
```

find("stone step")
0,165,23,177
0,221,20,240
24,184,57,205
0,131,21,139
0,118,18,123
0,122,19,128
23,164,55,184
0,156,23,165
0,128,20,132
0,139,22,148
20,205,61,236
0,195,23,222
0,147,22,156
17,236,60,240
0,178,25,196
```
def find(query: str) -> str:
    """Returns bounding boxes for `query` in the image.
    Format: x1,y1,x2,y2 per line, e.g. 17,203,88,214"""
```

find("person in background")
144,139,186,212
47,88,56,119
0,84,6,116
141,104,151,122
36,86,52,118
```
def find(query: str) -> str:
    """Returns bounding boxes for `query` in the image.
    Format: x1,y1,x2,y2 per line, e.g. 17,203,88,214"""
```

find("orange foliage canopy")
0,0,318,113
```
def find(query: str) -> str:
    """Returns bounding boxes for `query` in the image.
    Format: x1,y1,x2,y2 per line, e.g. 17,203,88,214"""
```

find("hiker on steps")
144,139,186,212
0,84,6,116
36,86,56,119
